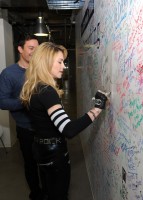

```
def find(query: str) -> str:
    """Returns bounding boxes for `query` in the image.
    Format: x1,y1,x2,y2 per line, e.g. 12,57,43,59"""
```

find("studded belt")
34,137,64,145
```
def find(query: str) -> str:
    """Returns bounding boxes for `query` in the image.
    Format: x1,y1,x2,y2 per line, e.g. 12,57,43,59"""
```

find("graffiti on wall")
77,0,143,199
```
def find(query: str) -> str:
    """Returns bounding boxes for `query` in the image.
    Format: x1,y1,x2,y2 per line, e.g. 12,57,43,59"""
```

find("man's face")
18,39,39,63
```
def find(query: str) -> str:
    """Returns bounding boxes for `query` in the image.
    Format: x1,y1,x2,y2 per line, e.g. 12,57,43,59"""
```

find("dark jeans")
16,126,42,199
33,141,71,200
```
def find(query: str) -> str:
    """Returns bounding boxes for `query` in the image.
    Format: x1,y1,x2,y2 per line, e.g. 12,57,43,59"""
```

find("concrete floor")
0,81,93,200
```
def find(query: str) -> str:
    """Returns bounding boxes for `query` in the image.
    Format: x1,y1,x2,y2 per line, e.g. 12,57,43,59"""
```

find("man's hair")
17,33,39,48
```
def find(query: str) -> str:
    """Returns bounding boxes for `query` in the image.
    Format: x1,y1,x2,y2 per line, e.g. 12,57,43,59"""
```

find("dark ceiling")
0,0,80,48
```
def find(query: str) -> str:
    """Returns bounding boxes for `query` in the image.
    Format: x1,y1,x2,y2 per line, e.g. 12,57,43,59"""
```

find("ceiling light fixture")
34,13,48,37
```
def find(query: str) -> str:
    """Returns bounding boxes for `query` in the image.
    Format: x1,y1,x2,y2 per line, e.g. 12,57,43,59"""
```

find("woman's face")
51,51,65,79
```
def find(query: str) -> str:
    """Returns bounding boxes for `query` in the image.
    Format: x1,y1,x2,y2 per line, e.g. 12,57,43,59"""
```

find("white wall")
0,19,16,147
76,0,143,199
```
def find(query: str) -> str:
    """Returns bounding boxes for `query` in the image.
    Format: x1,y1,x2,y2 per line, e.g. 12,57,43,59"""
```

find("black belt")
34,137,64,145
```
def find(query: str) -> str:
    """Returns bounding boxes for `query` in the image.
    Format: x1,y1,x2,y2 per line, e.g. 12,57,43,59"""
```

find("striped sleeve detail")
50,108,71,133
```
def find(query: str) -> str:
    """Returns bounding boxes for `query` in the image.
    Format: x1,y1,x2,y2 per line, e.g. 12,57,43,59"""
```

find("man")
0,34,42,200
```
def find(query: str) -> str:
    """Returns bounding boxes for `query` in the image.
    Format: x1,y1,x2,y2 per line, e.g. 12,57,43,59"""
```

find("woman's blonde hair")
20,42,67,105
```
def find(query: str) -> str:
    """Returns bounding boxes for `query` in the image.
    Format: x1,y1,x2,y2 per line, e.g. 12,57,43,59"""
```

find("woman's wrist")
89,110,96,119
87,108,102,121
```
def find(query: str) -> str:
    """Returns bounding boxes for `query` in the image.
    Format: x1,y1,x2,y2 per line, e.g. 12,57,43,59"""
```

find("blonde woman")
20,42,108,200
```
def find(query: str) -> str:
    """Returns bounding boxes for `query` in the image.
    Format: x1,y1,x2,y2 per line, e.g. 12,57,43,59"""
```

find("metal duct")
46,0,85,10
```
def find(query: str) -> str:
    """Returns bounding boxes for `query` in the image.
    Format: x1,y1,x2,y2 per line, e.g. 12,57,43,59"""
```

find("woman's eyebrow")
58,58,64,61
